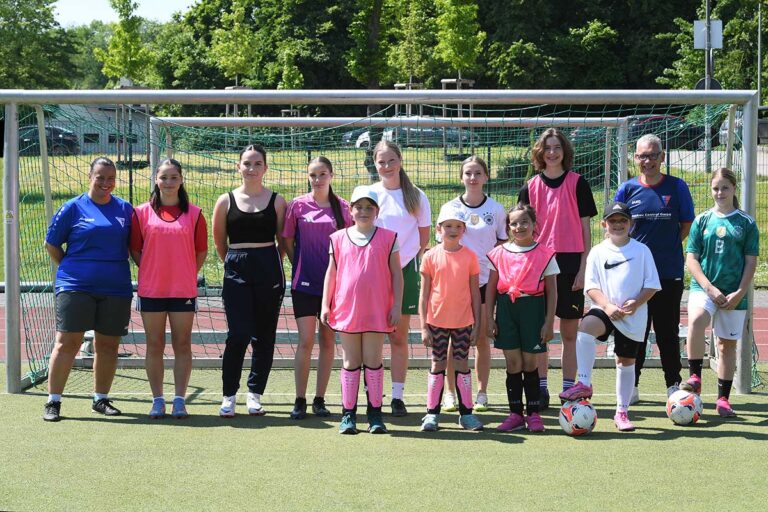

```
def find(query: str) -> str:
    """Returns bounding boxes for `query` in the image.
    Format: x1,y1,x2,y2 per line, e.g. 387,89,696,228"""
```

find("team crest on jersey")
469,213,480,225
116,217,125,227
732,225,744,239
661,195,671,206
715,226,727,238
483,213,494,225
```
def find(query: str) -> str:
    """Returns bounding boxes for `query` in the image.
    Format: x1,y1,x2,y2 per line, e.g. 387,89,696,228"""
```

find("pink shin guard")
341,367,361,411
455,371,474,411
427,371,445,411
364,365,384,408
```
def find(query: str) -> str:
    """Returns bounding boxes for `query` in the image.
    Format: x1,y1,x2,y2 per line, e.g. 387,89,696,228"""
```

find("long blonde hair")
712,168,740,209
373,140,421,215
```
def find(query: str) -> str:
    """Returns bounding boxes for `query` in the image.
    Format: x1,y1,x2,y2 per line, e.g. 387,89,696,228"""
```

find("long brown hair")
373,140,422,215
712,167,740,209
150,158,189,213
531,128,574,171
309,156,345,229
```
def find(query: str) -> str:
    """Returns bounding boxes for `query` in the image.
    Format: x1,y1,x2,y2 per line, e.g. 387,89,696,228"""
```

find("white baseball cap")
436,206,467,225
349,186,379,207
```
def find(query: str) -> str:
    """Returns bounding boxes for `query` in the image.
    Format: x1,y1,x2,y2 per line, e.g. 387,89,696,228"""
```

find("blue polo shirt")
46,193,133,296
614,175,694,280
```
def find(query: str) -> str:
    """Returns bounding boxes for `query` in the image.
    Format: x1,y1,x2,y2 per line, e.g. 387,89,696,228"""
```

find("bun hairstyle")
309,156,345,229
373,140,421,216
712,167,740,209
89,156,116,174
531,128,574,171
151,158,189,213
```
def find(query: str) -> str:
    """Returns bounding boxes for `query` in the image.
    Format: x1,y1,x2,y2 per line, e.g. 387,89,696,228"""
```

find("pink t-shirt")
420,245,480,328
133,202,203,298
528,171,584,253
328,227,397,333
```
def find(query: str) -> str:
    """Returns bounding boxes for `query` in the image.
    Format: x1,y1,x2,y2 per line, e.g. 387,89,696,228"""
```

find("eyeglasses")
634,152,662,162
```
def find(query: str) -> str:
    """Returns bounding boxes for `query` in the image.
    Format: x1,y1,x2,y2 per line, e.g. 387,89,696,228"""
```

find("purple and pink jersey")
282,193,352,296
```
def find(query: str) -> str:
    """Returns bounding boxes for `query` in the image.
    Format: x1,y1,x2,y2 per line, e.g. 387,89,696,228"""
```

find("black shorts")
555,272,585,319
479,284,486,305
583,309,641,359
292,289,322,319
136,296,197,313
56,291,131,336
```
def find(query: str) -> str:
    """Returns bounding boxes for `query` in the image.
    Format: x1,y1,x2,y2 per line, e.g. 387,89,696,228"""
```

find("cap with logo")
349,186,379,207
602,201,632,221
436,205,467,225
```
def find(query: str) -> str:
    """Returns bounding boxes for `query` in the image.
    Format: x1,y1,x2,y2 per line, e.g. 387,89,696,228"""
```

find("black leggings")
635,279,684,388
221,247,285,396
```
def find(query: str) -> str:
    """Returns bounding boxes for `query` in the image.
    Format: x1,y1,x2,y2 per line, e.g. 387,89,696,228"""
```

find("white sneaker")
667,384,680,397
247,392,266,416
629,386,640,405
442,392,457,412
474,392,489,412
219,395,236,417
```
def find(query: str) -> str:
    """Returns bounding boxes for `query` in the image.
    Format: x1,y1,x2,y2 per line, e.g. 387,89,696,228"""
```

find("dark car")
19,125,80,156
718,107,768,148
627,114,715,150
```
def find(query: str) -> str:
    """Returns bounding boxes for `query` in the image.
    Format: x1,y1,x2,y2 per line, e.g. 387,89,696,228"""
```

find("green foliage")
67,22,112,89
387,0,439,85
434,0,485,79
0,0,76,88
94,0,155,85
346,0,392,88
210,0,259,84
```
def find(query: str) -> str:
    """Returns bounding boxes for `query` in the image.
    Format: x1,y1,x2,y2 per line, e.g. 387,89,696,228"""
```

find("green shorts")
493,294,547,353
401,257,421,315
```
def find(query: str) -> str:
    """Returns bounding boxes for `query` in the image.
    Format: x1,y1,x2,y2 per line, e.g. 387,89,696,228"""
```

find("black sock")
689,359,703,378
718,378,733,400
506,371,524,415
523,369,541,415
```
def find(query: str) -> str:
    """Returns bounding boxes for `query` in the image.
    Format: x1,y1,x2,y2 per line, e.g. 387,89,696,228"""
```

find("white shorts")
687,291,747,340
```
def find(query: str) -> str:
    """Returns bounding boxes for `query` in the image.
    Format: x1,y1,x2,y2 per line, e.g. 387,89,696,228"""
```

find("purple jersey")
282,193,352,296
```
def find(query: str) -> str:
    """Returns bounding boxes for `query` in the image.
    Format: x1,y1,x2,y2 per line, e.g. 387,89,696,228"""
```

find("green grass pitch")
2,366,767,511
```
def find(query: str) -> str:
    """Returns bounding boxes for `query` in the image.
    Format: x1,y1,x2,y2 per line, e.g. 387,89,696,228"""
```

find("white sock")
575,332,597,386
94,393,108,400
392,382,405,400
616,364,635,413
48,393,61,402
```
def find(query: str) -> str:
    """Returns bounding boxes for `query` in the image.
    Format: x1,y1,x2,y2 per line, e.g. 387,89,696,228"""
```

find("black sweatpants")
635,278,684,388
221,247,285,396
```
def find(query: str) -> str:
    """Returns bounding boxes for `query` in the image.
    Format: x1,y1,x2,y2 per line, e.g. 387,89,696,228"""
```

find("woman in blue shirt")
42,157,134,422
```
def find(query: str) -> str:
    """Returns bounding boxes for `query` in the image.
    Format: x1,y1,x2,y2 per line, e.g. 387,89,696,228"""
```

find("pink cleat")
715,397,736,418
497,412,525,432
526,412,545,432
613,410,635,432
558,382,593,401
680,374,702,394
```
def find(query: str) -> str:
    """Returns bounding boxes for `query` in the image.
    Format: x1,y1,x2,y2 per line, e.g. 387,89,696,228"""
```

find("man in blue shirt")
614,134,695,402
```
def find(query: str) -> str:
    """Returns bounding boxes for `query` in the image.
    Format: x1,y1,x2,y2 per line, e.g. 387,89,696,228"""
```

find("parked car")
341,127,368,147
19,125,80,156
569,127,608,145
355,126,471,148
718,108,768,148
627,114,715,150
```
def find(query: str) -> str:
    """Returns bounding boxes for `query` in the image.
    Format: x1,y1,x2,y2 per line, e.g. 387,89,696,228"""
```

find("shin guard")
455,370,474,416
341,367,361,413
426,370,445,414
364,365,384,411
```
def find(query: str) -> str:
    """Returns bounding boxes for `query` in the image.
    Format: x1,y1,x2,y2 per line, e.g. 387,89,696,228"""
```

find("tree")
346,0,392,89
388,0,439,86
434,0,485,79
94,0,155,86
67,21,112,89
210,0,259,85
0,0,76,88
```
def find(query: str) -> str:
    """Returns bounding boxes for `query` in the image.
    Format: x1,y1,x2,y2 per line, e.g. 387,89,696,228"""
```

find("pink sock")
427,371,445,412
364,365,384,409
455,370,473,414
341,367,361,411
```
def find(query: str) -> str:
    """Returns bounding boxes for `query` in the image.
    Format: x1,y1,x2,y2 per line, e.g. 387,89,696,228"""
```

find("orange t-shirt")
420,245,480,328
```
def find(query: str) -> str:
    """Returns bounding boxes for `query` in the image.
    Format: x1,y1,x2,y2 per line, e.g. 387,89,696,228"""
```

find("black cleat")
290,397,307,420
92,398,121,416
311,396,331,417
43,401,61,422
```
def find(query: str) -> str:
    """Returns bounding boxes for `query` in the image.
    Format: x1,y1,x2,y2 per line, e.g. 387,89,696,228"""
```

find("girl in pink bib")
130,159,208,419
321,186,403,435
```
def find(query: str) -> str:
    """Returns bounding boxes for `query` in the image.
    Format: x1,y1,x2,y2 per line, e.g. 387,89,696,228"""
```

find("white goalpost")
1,88,759,394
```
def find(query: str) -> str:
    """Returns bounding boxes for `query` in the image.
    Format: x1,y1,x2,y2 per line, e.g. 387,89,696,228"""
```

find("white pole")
4,104,21,393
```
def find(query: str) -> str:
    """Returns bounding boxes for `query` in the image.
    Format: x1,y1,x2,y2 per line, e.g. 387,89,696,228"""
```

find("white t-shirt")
438,195,508,285
371,182,431,267
584,237,661,342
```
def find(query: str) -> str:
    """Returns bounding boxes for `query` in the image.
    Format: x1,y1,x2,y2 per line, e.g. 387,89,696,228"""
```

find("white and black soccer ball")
559,399,598,436
666,390,703,425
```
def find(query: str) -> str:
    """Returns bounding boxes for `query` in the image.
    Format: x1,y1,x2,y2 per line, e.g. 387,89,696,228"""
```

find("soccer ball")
666,390,704,425
559,399,598,436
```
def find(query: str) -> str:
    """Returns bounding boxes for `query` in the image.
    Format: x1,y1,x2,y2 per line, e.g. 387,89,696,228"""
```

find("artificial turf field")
1,365,767,511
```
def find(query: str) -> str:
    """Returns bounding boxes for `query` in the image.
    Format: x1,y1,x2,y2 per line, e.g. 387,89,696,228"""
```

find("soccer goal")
1,89,760,394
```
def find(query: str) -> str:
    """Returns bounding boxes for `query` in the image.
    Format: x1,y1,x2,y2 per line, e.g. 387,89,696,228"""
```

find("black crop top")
226,191,277,244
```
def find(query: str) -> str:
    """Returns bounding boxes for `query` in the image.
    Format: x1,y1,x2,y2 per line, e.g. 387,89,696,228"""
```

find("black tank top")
226,191,277,244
